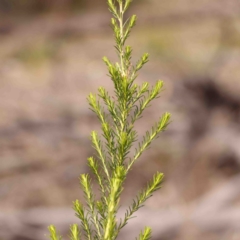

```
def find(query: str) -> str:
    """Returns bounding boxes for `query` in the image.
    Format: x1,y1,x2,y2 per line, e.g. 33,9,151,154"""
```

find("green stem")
119,1,125,76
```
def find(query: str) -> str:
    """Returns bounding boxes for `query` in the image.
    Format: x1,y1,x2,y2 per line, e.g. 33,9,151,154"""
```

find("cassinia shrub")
48,0,171,239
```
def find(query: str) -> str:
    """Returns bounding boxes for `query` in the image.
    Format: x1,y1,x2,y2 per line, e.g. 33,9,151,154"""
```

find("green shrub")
48,0,171,239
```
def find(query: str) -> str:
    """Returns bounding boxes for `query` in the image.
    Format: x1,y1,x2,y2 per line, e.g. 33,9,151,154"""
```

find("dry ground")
0,0,240,239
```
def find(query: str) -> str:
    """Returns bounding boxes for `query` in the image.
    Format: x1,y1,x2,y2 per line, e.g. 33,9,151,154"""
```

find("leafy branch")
48,0,171,239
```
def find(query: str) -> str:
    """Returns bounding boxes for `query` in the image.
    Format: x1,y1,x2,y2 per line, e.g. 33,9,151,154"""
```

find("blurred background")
0,0,240,239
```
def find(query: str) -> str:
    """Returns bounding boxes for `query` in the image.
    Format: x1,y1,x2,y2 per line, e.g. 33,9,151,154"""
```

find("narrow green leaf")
138,227,152,240
48,225,62,240
70,224,81,240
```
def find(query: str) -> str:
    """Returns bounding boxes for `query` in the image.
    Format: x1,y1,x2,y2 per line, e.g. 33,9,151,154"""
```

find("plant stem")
118,1,125,76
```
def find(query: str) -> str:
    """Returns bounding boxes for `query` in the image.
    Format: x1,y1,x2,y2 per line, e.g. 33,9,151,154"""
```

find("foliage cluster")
48,0,171,239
